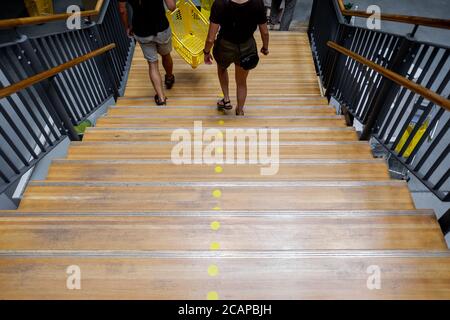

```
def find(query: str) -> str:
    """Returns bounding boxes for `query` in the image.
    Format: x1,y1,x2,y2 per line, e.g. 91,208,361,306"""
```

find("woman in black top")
203,0,270,116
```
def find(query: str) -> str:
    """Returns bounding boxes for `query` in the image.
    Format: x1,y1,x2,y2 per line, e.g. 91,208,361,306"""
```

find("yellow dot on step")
211,221,221,231
217,131,223,138
212,189,222,198
216,147,223,154
215,166,223,173
207,291,219,300
208,264,219,277
218,120,225,126
213,206,221,211
210,242,221,250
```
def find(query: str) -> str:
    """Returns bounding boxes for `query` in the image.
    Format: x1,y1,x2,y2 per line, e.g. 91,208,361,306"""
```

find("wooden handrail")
0,43,115,99
327,41,450,112
0,0,105,29
337,0,450,30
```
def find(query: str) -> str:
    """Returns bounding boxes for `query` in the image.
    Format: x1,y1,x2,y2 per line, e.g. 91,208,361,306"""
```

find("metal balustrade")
308,0,449,202
0,0,133,196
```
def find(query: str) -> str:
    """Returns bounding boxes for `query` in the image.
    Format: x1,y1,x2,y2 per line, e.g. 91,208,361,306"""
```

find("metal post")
47,77,81,141
438,208,450,235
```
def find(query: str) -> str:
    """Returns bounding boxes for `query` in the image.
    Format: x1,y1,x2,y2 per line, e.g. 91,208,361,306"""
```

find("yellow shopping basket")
200,0,214,20
24,0,54,17
167,0,210,69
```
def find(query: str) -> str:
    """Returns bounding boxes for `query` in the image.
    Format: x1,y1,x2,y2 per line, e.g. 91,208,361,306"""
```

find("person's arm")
118,1,131,36
259,23,269,55
164,0,177,12
203,22,220,65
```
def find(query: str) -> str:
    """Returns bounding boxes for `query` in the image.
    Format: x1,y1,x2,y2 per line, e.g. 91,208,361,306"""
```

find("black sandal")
217,98,233,110
165,74,175,90
154,95,167,106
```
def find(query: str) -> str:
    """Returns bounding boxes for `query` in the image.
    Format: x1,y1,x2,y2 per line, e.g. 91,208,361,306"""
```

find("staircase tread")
46,161,390,182
0,214,445,251
1,251,449,299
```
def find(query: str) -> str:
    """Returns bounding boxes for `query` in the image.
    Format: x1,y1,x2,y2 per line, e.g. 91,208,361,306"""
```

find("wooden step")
116,97,330,107
95,116,346,128
66,142,374,160
108,106,336,117
0,211,445,251
1,251,449,299
19,181,415,212
83,127,358,142
46,160,390,182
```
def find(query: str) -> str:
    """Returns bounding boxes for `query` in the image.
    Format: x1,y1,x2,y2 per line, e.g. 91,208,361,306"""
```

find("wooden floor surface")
0,31,448,299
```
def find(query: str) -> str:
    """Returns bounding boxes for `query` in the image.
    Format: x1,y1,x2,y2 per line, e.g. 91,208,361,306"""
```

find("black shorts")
213,37,258,69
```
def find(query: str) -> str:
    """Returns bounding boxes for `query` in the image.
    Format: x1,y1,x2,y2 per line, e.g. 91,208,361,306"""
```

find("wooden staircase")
0,32,449,299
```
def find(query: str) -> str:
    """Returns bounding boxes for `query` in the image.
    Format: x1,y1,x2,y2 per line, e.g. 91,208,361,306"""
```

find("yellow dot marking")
212,189,222,198
207,291,219,300
217,131,224,138
218,120,225,126
213,206,221,211
216,147,223,154
211,221,221,231
208,265,219,277
215,166,223,174
210,242,221,250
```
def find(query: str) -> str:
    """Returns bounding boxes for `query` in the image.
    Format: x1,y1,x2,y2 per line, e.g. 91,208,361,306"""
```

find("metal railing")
0,0,133,196
308,0,449,202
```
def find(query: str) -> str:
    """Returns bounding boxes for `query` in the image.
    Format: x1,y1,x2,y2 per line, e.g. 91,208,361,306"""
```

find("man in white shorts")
119,0,176,105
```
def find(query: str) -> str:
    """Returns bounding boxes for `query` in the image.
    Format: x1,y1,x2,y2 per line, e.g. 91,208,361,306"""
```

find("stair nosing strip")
70,141,369,146
85,127,356,132
28,180,407,187
100,115,343,120
0,210,435,218
0,250,448,258
117,97,326,102
111,105,333,110
51,159,385,165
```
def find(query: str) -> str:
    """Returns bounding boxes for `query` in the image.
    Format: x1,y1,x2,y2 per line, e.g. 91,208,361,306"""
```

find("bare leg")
217,65,230,102
161,53,173,76
148,61,165,100
235,65,249,115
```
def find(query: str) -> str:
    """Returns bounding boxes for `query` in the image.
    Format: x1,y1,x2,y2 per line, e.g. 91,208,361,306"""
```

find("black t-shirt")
210,0,267,44
119,0,169,37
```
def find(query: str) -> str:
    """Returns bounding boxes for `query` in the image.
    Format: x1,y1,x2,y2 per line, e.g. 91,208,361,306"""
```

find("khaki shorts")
134,27,172,63
213,37,258,69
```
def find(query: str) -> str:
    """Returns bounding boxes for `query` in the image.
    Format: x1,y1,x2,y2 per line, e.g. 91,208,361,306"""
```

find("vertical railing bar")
0,123,31,167
0,142,21,174
413,118,449,172
377,44,428,139
79,29,109,101
38,37,82,122
423,144,450,180
47,36,88,118
70,31,103,105
65,31,100,107
0,101,39,159
434,169,449,191
5,94,47,153
384,46,439,144
52,34,92,117
391,49,448,151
